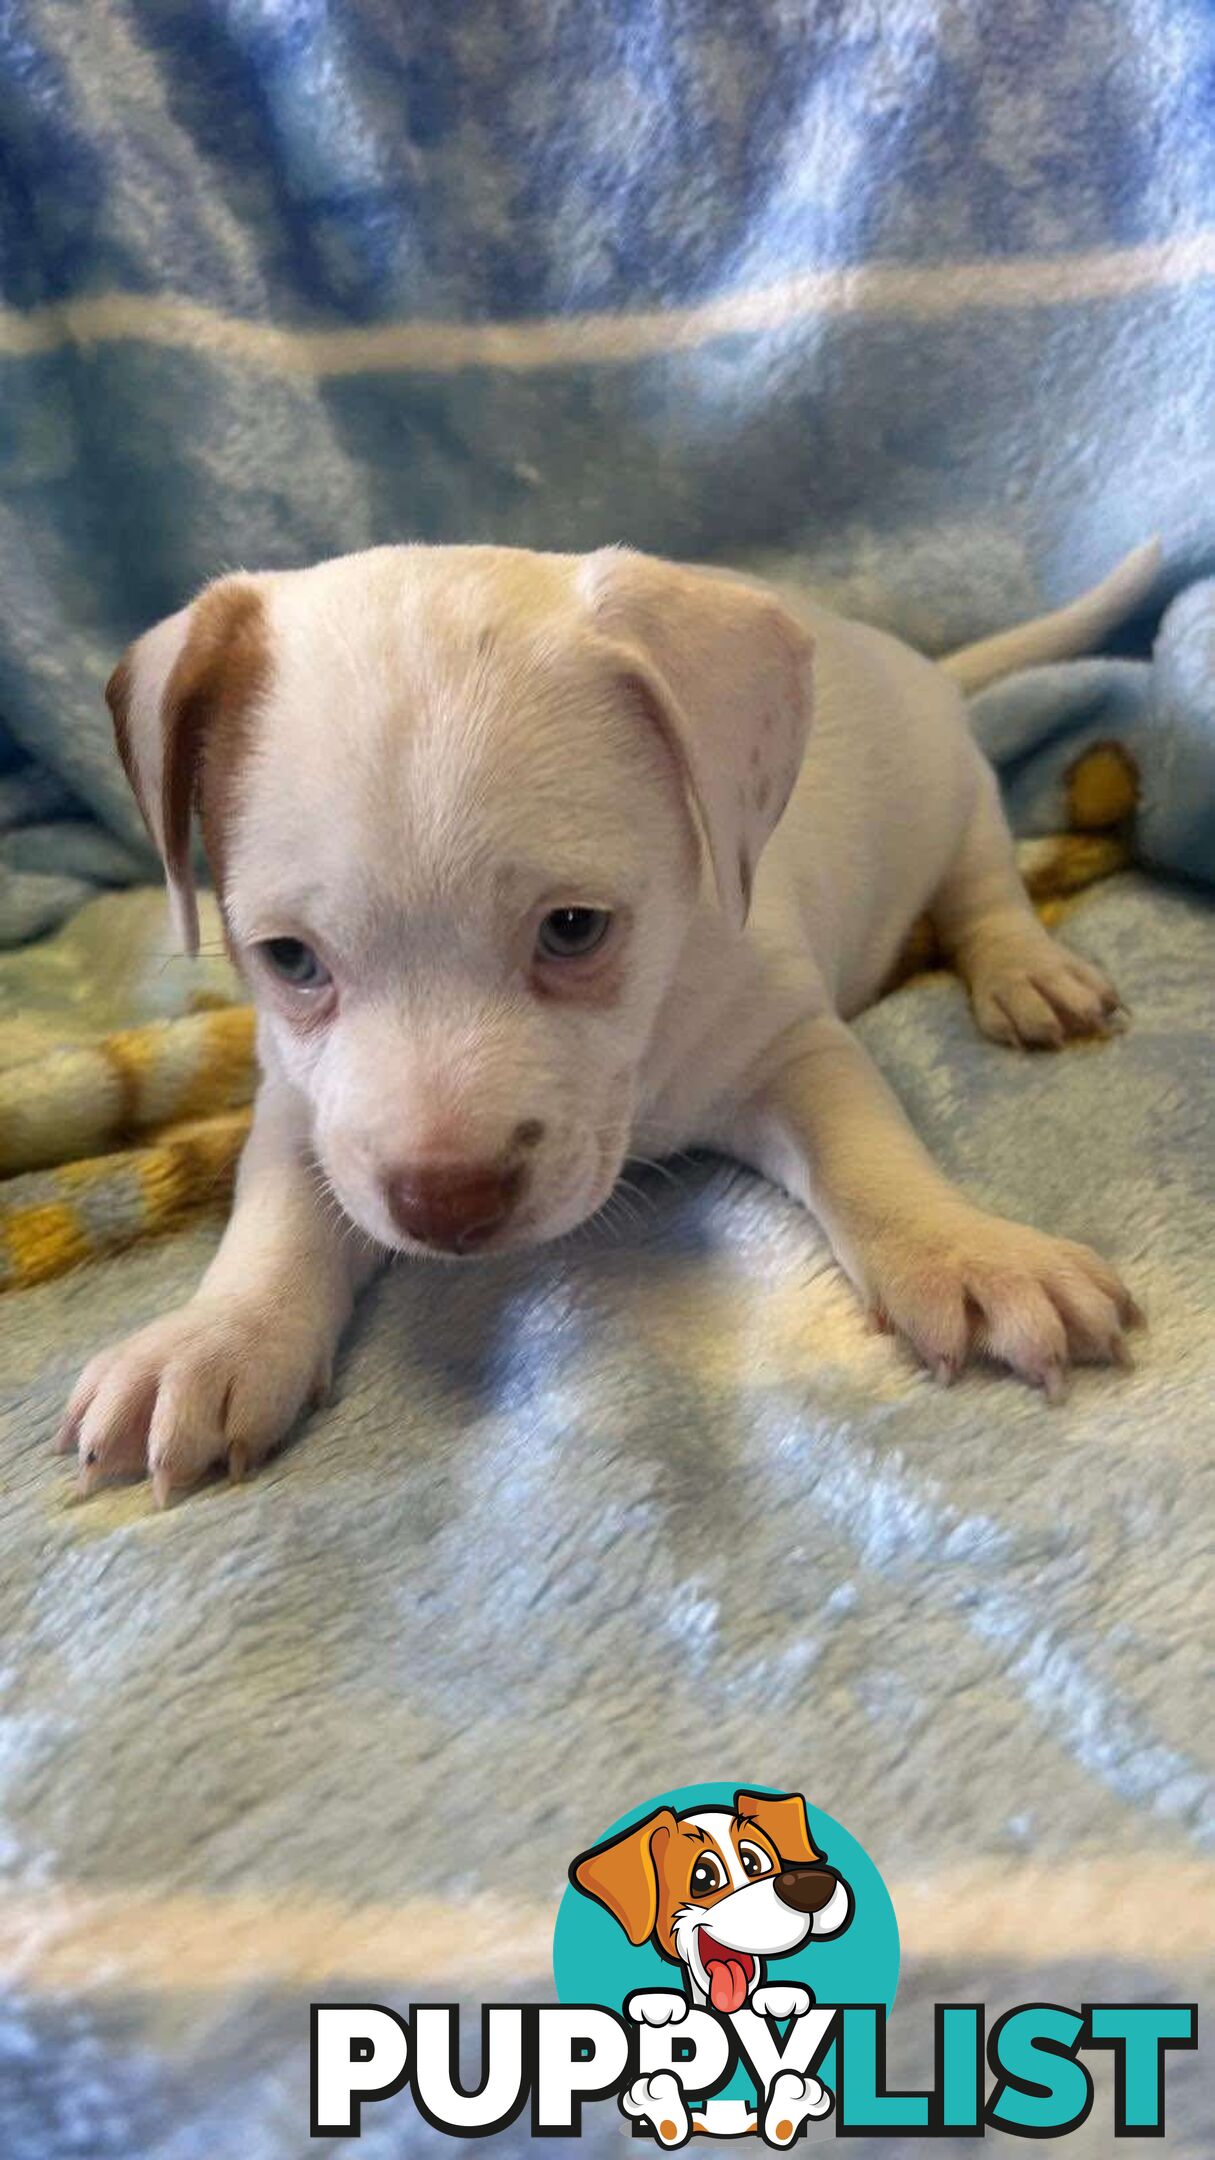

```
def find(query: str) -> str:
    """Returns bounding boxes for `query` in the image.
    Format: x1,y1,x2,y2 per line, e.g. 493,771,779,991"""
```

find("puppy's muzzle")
772,1865,841,1916
385,1161,523,1253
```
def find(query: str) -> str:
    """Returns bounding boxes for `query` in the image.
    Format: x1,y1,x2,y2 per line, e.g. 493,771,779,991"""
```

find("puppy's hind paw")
621,2073,691,2147
764,2071,833,2144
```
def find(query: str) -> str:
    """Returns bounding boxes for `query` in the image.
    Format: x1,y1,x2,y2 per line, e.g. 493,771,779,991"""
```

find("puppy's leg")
57,1080,380,1504
933,760,1122,1048
732,1016,1138,1393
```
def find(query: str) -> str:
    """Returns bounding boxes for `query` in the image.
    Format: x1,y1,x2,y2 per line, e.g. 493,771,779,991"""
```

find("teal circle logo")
554,1782,898,2114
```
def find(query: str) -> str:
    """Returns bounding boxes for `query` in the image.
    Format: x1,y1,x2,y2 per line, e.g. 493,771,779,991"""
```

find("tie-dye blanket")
1,4,1212,2155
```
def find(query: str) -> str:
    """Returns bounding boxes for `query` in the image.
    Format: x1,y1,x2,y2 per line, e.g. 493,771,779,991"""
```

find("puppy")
61,540,1153,1500
570,1788,852,2013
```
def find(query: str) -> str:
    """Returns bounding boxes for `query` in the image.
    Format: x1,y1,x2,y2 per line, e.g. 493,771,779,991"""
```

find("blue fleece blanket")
2,13,1215,2159
2,0,1215,946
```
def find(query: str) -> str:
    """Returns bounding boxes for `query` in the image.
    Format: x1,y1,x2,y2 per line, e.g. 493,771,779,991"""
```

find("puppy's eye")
259,937,330,990
690,1855,726,1897
738,1842,773,1880
535,907,612,961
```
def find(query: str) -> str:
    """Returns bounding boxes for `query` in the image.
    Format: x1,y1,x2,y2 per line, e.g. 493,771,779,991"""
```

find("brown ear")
106,578,269,955
734,1790,822,1868
578,550,813,930
569,1807,678,1946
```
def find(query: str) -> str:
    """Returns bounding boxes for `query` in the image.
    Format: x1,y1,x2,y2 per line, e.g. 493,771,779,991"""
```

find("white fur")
763,2069,833,2141
61,541,1152,1499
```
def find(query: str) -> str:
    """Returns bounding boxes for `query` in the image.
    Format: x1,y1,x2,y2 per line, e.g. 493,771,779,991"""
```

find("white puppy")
61,540,1154,1501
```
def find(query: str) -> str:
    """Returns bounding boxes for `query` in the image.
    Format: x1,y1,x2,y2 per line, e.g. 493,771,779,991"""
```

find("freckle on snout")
513,1118,545,1150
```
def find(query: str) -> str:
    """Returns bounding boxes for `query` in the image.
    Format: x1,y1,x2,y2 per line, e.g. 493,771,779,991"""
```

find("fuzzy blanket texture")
1,3,1213,2155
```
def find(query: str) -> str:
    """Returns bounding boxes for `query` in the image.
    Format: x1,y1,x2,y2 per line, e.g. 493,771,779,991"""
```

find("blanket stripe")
5,231,1215,374
4,1862,1212,1993
0,1111,250,1292
0,1006,254,1178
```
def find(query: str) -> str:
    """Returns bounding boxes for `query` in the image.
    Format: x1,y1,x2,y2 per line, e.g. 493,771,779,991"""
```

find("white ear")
578,550,814,928
106,579,268,956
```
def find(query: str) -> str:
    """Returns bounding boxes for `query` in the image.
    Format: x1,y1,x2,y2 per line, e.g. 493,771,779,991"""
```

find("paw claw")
227,1440,249,1485
1039,1361,1069,1406
53,1414,81,1457
151,1466,175,1511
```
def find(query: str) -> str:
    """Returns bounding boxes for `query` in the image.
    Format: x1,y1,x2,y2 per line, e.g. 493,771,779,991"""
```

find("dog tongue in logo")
701,1935,752,2014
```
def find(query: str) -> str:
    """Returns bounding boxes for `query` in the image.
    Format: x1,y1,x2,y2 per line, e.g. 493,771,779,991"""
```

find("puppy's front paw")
750,1983,813,2022
627,1991,690,2027
866,1210,1141,1397
968,930,1123,1049
56,1299,330,1505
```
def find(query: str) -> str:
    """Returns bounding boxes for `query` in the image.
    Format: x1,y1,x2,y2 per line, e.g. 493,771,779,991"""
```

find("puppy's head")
108,545,812,1256
570,1789,852,2010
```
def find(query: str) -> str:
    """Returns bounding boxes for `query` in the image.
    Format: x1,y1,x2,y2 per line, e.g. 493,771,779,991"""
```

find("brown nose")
385,1162,522,1253
773,1865,841,1915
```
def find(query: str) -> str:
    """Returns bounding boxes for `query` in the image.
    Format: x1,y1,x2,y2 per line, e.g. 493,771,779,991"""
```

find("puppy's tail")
940,538,1162,694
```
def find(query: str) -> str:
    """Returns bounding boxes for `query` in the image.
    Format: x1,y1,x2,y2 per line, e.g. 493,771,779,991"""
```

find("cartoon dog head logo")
569,1788,853,2013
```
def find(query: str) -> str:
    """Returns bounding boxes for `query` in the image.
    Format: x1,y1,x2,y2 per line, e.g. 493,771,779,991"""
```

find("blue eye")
259,937,330,989
536,908,612,961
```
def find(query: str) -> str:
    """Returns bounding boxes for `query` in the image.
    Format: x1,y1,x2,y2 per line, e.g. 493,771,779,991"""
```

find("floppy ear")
734,1789,822,1868
568,1807,678,1946
105,578,269,956
578,550,814,930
